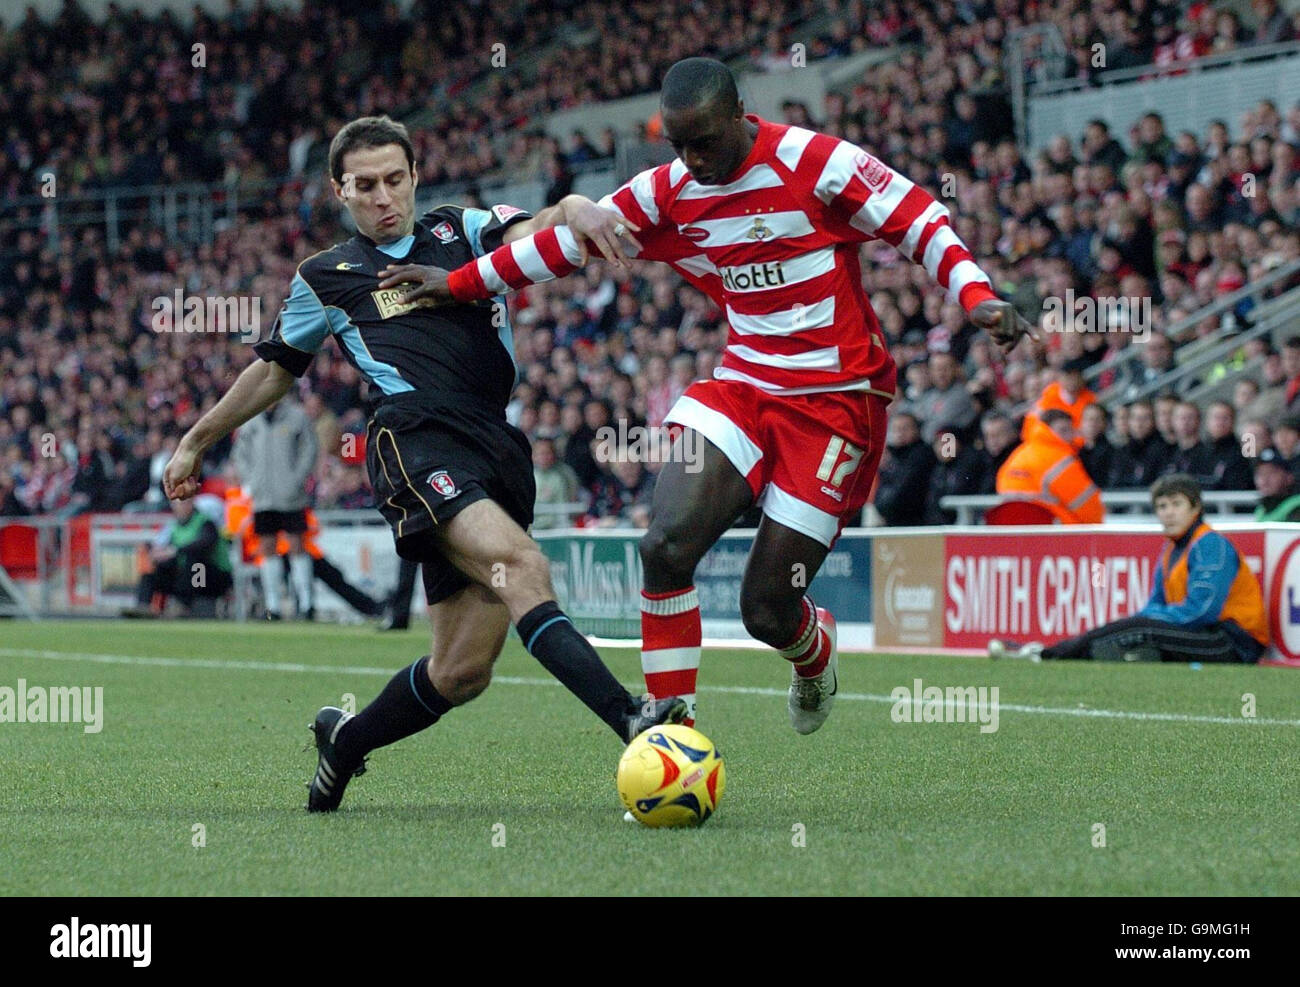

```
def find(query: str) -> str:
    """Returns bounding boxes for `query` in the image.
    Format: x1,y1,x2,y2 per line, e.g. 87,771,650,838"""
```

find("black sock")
335,656,452,765
517,601,632,738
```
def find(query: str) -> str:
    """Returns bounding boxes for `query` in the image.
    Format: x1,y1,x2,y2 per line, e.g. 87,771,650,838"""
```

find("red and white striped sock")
780,597,830,678
641,587,701,726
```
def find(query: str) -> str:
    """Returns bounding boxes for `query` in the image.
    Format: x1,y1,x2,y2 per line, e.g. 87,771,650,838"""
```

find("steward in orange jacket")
224,485,382,618
997,409,1104,524
225,486,323,563
1022,358,1096,443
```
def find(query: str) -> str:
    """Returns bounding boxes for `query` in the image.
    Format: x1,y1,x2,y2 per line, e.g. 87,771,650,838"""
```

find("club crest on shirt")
745,217,773,241
428,470,460,498
431,221,458,243
854,151,892,193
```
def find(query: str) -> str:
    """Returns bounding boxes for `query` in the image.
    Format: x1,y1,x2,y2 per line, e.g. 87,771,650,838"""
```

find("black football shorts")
366,392,536,605
252,509,309,536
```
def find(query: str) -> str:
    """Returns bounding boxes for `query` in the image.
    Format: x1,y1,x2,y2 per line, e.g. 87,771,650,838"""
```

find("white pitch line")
1,647,1297,728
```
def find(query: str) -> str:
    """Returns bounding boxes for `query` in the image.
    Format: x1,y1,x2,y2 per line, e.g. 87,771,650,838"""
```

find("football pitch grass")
2,620,1297,896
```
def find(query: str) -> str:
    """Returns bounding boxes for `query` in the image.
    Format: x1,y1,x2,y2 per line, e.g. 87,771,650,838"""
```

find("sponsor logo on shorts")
431,221,458,243
820,485,845,503
427,470,460,499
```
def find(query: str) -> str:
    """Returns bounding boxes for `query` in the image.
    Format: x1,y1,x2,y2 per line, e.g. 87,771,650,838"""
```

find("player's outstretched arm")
378,224,593,307
817,140,1038,351
503,194,642,266
969,298,1038,353
454,224,603,303
377,207,641,308
164,358,296,500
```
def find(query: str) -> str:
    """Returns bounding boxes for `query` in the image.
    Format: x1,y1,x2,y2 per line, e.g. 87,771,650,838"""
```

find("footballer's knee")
639,523,702,589
740,590,802,648
489,543,554,614
428,653,494,705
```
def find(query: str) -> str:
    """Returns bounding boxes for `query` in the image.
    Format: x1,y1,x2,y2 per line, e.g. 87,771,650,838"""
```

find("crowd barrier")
535,523,1300,668
3,514,1297,667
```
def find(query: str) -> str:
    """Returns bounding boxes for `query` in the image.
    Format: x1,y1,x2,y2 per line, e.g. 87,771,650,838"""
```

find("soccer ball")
618,723,725,828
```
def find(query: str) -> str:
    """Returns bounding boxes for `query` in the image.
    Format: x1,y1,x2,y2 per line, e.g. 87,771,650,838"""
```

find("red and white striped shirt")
447,115,998,396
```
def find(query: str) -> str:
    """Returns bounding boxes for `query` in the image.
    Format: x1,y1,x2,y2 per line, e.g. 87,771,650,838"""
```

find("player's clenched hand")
562,199,642,267
969,298,1038,353
377,264,454,305
163,442,202,501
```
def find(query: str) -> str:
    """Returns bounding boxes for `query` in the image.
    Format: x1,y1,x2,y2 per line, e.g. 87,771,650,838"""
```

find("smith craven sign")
872,524,1296,663
942,532,1172,647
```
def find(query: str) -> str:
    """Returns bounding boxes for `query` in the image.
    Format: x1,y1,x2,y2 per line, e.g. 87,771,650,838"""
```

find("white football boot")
988,640,1043,662
788,608,838,735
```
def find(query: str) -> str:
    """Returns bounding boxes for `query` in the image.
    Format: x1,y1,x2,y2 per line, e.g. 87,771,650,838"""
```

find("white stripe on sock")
642,646,703,674
640,588,700,617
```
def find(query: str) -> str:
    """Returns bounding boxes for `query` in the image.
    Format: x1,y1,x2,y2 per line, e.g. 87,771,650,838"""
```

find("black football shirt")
254,203,532,412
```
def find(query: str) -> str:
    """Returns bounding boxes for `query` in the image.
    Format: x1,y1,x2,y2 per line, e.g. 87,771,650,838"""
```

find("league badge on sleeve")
854,150,893,194
491,204,528,223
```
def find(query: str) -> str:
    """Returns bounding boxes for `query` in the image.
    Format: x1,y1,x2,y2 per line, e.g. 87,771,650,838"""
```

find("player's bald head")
660,58,739,116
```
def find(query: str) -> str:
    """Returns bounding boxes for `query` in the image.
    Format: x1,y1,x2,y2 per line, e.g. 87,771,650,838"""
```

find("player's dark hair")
661,57,739,115
329,116,416,184
1150,473,1202,510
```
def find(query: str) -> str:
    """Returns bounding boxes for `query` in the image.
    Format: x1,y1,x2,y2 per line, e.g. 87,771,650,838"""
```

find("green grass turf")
1,620,1297,896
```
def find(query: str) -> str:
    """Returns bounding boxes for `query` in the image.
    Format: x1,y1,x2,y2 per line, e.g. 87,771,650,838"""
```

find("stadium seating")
2,0,1299,537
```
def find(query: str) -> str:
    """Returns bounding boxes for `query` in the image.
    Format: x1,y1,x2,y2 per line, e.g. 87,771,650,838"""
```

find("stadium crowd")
3,0,1300,529
0,0,819,201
